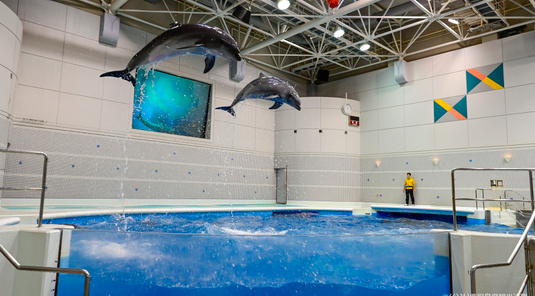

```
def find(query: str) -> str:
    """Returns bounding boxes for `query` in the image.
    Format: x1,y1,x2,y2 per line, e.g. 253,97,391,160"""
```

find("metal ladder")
0,148,91,295
451,167,535,296
0,149,48,227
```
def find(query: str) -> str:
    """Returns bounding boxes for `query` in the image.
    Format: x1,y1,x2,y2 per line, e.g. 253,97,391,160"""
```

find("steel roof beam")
241,0,383,55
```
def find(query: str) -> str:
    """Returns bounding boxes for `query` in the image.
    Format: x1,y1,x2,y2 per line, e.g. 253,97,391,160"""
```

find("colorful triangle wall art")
434,96,467,123
466,63,504,94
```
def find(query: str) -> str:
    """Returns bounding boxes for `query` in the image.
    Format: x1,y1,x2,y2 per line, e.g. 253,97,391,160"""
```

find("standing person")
404,173,415,206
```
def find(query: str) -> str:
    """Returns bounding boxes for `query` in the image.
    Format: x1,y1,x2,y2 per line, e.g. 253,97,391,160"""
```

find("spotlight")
359,43,370,51
277,0,290,10
232,6,251,24
448,18,459,25
333,26,345,38
504,154,512,163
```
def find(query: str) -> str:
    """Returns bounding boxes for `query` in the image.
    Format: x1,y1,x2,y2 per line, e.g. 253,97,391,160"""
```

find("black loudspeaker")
232,6,251,24
317,69,329,83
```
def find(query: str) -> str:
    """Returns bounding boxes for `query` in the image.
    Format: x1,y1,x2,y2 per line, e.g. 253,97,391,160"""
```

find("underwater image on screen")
132,68,212,138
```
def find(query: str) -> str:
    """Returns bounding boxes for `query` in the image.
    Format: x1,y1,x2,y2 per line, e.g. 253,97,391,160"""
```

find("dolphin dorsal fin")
259,73,266,78
169,22,182,29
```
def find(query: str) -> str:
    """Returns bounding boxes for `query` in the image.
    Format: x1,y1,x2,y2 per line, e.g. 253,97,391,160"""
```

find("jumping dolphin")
100,22,242,86
216,73,301,117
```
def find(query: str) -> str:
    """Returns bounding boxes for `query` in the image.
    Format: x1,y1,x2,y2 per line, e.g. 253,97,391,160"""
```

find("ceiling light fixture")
277,0,290,10
448,18,459,25
333,26,345,38
359,43,370,51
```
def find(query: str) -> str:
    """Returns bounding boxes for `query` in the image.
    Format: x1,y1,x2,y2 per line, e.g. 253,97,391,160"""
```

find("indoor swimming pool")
43,210,524,296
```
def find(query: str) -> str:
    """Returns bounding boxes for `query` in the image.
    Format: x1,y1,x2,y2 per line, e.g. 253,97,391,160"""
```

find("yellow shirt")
404,177,415,190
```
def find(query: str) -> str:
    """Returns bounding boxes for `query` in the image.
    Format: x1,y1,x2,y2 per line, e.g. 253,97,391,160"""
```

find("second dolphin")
217,74,301,117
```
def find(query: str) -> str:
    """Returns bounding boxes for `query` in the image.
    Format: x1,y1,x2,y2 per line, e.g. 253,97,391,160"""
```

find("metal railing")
451,168,535,296
0,149,48,227
0,243,91,296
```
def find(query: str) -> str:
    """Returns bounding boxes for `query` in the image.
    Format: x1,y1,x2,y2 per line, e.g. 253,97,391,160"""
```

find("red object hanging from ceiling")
326,0,340,9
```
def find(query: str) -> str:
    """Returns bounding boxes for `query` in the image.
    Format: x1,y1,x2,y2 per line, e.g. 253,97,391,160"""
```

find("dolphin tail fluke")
216,106,236,117
204,55,216,73
100,69,136,87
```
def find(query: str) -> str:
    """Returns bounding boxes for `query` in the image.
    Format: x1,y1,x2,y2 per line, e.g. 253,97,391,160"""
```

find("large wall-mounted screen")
132,68,212,139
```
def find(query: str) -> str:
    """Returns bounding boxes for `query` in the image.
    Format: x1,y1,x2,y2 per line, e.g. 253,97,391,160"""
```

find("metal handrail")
469,209,535,296
0,243,91,296
0,149,48,227
451,167,535,296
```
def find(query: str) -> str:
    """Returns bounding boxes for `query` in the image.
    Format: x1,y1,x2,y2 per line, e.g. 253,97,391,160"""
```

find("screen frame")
129,67,214,144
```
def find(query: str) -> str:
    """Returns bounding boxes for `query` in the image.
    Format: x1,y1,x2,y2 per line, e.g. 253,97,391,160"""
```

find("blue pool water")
48,210,504,296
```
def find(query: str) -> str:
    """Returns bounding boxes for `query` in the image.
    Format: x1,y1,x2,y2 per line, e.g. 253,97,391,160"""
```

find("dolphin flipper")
269,102,283,110
204,55,216,73
100,69,136,87
216,106,236,117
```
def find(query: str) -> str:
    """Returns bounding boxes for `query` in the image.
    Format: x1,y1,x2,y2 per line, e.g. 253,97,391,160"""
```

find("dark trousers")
405,189,414,205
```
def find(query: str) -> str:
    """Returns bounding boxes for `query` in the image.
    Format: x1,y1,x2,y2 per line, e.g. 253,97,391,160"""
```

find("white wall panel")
0,26,17,72
100,100,129,133
211,121,233,147
22,0,67,31
320,97,342,109
17,53,62,91
434,120,469,149
0,0,22,36
295,129,321,153
0,67,11,113
433,71,466,99
275,130,295,153
63,33,106,70
468,116,507,147
233,103,256,127
432,50,465,76
255,128,274,153
116,24,147,52
65,6,100,40
503,31,535,62
346,130,360,155
409,56,433,81
405,125,434,151
507,112,535,144
321,130,347,153
505,84,535,114
377,66,396,88
360,131,378,154
255,106,275,131
404,101,433,126
233,124,255,150
359,110,377,132
295,108,320,129
355,71,377,93
275,109,296,131
377,106,404,129
357,89,377,111
12,85,59,123
504,56,535,88
20,21,64,61
464,39,503,69
377,84,403,108
321,108,346,130
60,62,104,99
403,78,433,105
57,92,101,129
102,77,133,104
467,89,505,119
104,46,134,72
303,96,321,108
378,128,404,153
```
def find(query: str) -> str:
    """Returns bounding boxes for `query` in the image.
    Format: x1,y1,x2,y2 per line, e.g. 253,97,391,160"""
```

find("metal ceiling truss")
67,0,535,83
